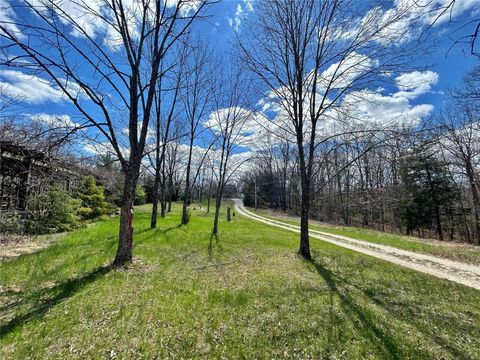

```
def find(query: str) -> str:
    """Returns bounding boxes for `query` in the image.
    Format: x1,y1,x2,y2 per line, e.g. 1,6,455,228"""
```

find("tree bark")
150,167,160,228
425,165,444,241
299,193,311,259
212,192,222,235
298,155,312,260
181,137,194,225
466,164,480,245
114,169,138,266
207,181,212,213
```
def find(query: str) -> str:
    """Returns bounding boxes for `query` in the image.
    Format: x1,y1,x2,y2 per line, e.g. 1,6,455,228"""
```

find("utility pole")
254,178,257,211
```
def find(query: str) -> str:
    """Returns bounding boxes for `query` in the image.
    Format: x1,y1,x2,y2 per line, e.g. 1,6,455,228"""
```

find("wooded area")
0,0,478,264
241,66,480,244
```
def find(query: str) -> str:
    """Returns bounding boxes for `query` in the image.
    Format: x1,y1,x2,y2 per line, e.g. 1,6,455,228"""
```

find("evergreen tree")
400,149,458,239
77,176,109,220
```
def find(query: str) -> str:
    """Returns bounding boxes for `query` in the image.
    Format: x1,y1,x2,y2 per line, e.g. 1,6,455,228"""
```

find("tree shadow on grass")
0,265,112,339
208,233,223,261
359,282,476,360
135,224,183,244
311,259,402,360
311,256,476,360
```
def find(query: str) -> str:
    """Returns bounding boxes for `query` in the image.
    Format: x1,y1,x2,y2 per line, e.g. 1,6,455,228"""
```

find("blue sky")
0,0,479,155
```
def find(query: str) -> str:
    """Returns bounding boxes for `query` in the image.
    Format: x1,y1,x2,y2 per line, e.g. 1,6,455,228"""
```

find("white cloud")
229,4,243,31
402,0,480,27
23,0,200,51
255,69,439,149
243,0,254,13
82,140,115,156
29,0,106,38
205,106,259,147
228,0,254,32
359,0,479,46
0,0,24,38
394,70,439,99
336,88,435,130
0,69,68,103
318,52,379,90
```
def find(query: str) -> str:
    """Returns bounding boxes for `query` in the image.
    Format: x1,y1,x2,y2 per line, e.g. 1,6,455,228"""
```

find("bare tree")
439,109,480,243
150,46,185,229
1,0,212,265
208,69,253,236
180,38,214,225
239,0,420,259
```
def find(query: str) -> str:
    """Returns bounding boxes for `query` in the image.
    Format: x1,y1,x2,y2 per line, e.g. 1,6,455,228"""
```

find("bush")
135,185,147,205
28,186,81,234
76,176,110,220
0,211,25,234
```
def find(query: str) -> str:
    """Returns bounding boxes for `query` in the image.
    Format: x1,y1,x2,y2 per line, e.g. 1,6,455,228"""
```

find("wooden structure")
0,141,81,218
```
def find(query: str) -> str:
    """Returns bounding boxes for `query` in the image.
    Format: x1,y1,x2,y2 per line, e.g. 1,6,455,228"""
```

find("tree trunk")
181,141,194,225
466,165,480,245
212,193,222,235
299,188,311,260
159,176,166,218
114,170,138,266
298,163,311,260
207,182,212,213
227,207,231,221
150,167,160,228
425,166,443,241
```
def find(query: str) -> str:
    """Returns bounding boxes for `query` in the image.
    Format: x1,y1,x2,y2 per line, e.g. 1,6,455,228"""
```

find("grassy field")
249,207,480,265
1,202,479,359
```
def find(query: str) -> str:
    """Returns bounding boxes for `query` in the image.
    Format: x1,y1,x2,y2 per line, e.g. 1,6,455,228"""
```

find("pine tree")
77,176,109,220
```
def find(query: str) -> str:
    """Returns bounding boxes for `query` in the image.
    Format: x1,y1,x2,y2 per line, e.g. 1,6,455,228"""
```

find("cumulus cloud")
22,0,200,51
243,0,254,13
205,106,266,149
336,88,435,130
394,70,439,99
254,69,439,149
0,69,70,103
29,0,106,38
318,52,379,90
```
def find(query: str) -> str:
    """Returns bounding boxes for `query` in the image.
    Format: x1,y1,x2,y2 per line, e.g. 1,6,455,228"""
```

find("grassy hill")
1,203,479,359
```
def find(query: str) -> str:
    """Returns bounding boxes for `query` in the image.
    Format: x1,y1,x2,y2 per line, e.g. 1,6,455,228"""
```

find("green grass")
249,207,480,265
1,203,479,359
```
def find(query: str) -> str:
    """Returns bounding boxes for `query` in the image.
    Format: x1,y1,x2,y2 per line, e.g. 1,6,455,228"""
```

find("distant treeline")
241,67,480,245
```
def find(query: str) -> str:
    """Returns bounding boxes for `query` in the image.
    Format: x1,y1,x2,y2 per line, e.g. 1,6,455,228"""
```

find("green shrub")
77,176,110,220
28,186,81,234
135,185,146,205
0,211,25,233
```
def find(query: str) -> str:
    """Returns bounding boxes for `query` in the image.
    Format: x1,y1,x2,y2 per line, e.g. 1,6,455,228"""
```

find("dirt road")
233,199,480,291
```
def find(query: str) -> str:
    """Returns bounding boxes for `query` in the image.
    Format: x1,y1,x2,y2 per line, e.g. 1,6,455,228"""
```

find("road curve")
233,199,480,291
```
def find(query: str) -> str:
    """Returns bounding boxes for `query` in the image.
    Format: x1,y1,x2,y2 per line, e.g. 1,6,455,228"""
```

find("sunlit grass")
1,202,479,359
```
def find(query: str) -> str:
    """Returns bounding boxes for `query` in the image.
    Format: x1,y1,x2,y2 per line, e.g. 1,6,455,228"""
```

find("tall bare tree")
1,0,212,265
208,69,252,236
180,38,214,225
239,0,420,259
150,46,185,229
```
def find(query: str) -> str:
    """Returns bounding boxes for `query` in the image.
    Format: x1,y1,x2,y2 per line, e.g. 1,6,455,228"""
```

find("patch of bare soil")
0,233,50,261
